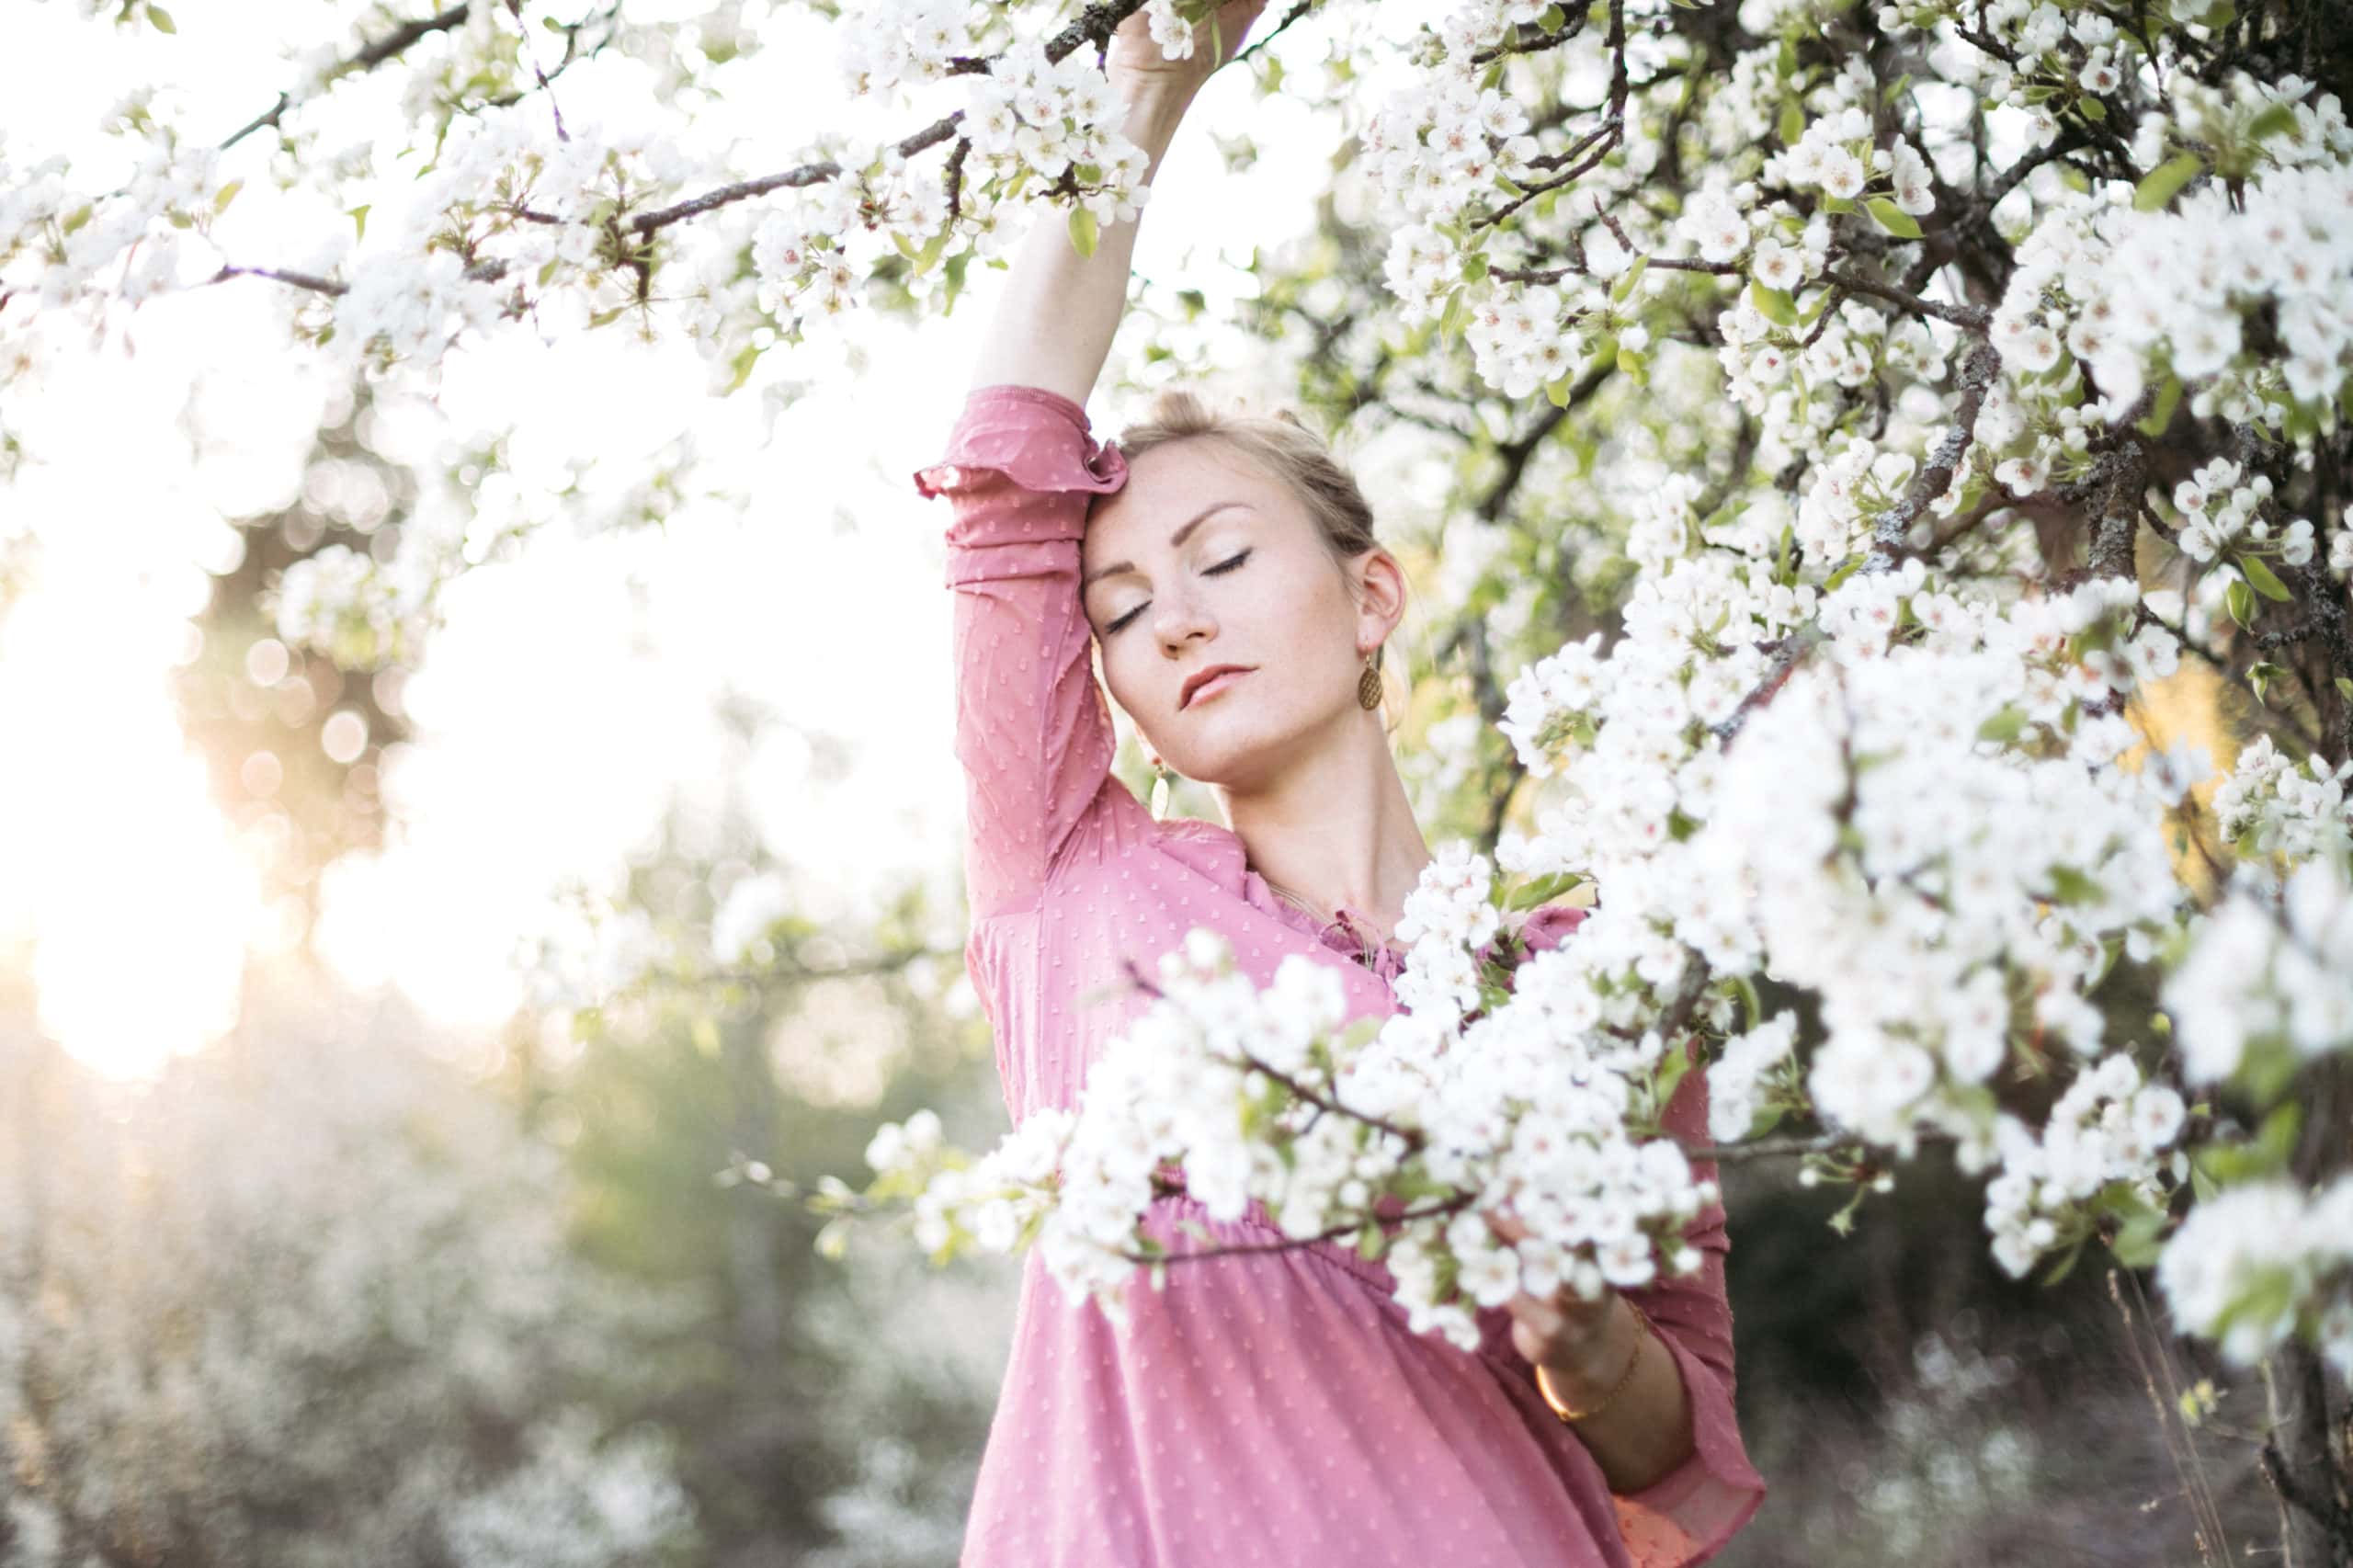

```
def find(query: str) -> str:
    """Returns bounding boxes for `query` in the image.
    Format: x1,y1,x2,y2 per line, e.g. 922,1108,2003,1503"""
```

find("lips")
1180,665,1256,710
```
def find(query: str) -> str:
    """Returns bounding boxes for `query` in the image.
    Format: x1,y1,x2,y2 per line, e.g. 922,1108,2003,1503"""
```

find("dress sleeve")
1604,1054,1768,1566
1503,907,1768,1565
913,384,1127,920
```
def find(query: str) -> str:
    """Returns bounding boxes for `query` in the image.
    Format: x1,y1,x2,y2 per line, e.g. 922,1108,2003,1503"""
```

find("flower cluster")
2156,1175,2353,1374
1992,152,2353,430
1981,1051,2187,1278
2163,852,2353,1085
1705,1013,1799,1144
267,543,434,671
960,41,1152,230
2210,734,2353,865
1766,108,1936,219
876,897,1712,1351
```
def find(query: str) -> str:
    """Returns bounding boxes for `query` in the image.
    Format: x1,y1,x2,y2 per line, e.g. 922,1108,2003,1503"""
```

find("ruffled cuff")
1607,1320,1767,1567
911,383,1129,520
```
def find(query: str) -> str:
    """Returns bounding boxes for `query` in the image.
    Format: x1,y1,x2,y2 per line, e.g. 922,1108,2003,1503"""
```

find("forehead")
1086,438,1292,553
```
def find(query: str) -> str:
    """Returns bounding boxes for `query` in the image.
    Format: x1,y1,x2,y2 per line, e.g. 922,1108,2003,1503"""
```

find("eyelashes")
1103,549,1252,637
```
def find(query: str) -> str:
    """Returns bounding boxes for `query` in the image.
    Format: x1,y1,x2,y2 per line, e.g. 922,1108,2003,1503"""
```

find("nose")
1154,587,1216,657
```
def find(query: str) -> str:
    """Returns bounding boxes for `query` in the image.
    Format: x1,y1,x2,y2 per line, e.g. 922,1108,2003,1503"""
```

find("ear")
1350,547,1408,652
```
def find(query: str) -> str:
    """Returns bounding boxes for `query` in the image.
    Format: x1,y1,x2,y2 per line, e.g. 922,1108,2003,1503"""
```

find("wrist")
1544,1296,1636,1391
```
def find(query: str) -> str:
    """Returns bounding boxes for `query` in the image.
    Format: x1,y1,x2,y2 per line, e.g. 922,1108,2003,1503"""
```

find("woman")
910,3,1767,1562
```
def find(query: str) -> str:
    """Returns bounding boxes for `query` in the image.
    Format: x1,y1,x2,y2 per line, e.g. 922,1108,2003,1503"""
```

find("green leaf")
2046,865,2102,905
2118,1205,2165,1271
814,1215,853,1261
60,204,94,236
212,179,243,214
1544,374,1574,408
2246,102,2299,143
2226,578,2255,628
1976,706,2028,744
1749,279,1798,326
2248,661,2285,705
2136,376,2182,437
2336,676,2353,703
1732,974,1761,1033
1776,33,1796,79
1066,206,1098,259
2133,153,2203,212
1652,1046,1692,1112
725,340,761,393
146,4,175,30
1865,198,1922,239
2237,552,2293,601
1610,254,1648,304
1778,98,1804,146
1506,871,1586,911
1820,194,1855,214
2040,1233,2088,1286
2078,96,2108,122
347,204,370,242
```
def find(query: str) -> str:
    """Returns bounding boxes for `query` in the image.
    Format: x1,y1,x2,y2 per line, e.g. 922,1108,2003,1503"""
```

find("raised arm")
914,1,1267,921
969,0,1269,402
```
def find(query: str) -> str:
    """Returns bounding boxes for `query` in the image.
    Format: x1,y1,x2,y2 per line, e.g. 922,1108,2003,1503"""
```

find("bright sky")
0,0,1413,1077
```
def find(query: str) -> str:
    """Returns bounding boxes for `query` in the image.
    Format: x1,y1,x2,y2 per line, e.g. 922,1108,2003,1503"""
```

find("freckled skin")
1081,439,1398,795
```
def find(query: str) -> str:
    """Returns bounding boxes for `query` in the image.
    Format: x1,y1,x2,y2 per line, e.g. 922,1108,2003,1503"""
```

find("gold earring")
1357,646,1385,712
1149,756,1176,820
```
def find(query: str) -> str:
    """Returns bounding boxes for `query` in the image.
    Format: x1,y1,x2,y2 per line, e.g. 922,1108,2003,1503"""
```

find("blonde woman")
911,3,1767,1561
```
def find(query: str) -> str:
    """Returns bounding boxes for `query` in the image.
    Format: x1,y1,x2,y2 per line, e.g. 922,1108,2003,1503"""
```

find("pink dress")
914,383,1767,1568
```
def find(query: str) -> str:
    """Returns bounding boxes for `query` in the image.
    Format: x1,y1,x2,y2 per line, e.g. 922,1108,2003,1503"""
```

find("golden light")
0,559,266,1080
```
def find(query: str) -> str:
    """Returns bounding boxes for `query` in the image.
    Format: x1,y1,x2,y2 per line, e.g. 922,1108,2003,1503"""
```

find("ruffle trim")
911,383,1129,500
1606,1324,1768,1567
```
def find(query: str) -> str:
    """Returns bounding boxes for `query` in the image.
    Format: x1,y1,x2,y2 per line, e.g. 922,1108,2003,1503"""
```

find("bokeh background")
0,3,2302,1563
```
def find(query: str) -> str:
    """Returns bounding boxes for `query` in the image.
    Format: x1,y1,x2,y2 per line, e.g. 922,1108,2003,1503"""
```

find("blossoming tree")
6,0,2349,1551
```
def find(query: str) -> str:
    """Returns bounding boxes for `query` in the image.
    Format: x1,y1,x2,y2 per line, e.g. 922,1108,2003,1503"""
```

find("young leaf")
2237,552,2293,601
1749,279,1798,326
1865,197,1923,239
2133,153,2203,212
2246,102,2299,142
1067,206,1098,259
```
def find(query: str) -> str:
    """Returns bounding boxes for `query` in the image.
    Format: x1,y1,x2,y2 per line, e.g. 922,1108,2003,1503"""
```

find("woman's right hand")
1105,0,1272,110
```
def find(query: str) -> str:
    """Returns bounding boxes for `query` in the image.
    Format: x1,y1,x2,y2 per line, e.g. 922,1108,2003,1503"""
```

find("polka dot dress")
915,385,1767,1568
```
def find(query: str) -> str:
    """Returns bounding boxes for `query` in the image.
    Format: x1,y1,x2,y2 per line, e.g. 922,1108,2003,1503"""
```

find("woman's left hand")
1483,1208,1623,1379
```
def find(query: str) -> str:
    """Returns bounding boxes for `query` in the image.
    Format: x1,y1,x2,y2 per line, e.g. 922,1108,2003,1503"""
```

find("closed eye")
1101,550,1252,637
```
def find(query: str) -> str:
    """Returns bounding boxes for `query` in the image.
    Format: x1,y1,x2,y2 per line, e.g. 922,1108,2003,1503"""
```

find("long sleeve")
913,384,1128,921
1604,1055,1768,1566
1493,907,1768,1565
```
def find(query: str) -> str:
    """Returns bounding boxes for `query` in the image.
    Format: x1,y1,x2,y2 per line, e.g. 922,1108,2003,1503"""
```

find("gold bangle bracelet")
1536,1306,1649,1424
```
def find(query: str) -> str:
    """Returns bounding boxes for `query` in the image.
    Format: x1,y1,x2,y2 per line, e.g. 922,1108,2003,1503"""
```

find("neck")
1212,710,1431,942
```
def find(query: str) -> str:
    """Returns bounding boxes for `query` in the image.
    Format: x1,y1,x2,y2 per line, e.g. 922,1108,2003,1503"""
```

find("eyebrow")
1080,502,1252,592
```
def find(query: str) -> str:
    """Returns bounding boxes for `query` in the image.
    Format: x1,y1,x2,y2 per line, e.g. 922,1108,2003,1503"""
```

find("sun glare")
0,558,266,1080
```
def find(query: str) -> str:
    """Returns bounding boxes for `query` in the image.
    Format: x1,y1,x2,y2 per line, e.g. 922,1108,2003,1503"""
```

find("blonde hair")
1106,387,1408,733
